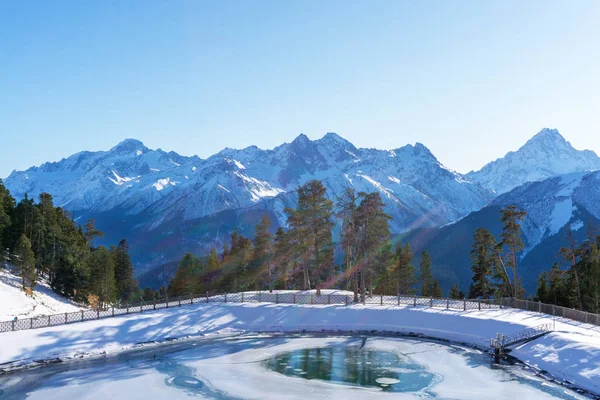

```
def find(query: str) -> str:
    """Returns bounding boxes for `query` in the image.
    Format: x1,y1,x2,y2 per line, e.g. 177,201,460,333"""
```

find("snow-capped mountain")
5,139,202,215
404,169,600,294
467,128,600,194
4,133,492,235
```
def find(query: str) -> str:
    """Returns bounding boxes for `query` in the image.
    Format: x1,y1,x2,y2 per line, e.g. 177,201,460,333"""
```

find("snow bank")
0,301,599,394
0,268,84,321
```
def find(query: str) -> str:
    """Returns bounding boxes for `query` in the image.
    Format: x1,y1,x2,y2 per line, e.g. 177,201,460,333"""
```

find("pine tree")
355,191,391,301
0,180,14,264
558,226,584,310
14,233,36,290
168,253,198,296
112,239,137,302
535,271,549,302
204,246,221,292
222,230,253,292
391,242,415,295
580,239,600,313
142,287,155,301
273,227,292,289
469,227,497,299
430,280,443,298
498,205,527,298
372,241,395,294
337,187,360,301
84,218,104,245
251,214,273,291
449,283,464,299
285,180,334,295
419,251,433,296
87,246,116,307
548,263,566,305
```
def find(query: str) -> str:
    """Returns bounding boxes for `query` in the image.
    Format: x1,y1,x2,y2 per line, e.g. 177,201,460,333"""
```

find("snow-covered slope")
1,301,599,395
491,170,600,255
0,267,84,321
467,128,600,194
4,133,492,234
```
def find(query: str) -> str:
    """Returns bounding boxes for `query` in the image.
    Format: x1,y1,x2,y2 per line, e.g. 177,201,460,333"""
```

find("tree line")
534,226,600,313
167,180,462,302
0,179,139,307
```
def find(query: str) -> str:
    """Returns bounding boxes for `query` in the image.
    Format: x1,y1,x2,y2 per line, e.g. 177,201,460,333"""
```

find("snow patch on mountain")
492,171,595,255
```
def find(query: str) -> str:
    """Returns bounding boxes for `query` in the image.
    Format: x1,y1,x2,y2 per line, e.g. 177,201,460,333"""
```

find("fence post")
242,292,244,303
538,301,541,313
225,292,227,303
140,302,143,313
259,292,262,303
277,293,279,304
478,300,481,310
30,318,33,329
178,296,181,307
463,298,466,311
381,293,383,305
112,306,115,317
81,309,85,321
97,309,100,319
446,298,449,309
191,295,194,305
293,293,296,304
328,294,331,305
127,303,129,313
48,315,51,326
153,299,156,310
65,312,68,323
413,295,416,307
397,293,400,306
345,295,348,306
430,297,433,308
12,319,15,331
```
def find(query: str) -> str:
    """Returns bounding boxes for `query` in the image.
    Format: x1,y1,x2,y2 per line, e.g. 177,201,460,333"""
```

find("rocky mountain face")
4,133,492,265
467,128,600,194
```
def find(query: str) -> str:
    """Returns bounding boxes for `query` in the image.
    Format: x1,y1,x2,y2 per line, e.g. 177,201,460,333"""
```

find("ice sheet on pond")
0,335,588,400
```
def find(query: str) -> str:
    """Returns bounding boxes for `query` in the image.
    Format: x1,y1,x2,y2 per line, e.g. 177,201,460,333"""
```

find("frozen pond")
0,334,589,399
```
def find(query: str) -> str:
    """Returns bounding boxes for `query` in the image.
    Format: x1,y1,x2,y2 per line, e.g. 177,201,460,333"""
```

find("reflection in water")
264,346,440,393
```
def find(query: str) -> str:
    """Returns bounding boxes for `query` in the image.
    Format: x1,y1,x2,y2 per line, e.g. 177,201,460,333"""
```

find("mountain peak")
525,128,566,145
468,128,600,194
317,132,355,149
111,138,147,154
291,133,310,144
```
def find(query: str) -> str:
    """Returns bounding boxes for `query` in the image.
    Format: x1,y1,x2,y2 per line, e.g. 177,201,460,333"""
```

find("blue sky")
1,0,600,178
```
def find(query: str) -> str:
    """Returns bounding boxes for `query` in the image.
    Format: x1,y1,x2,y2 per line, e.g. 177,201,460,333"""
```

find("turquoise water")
264,346,439,392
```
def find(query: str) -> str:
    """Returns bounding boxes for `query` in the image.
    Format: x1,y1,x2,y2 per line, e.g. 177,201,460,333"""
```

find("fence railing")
490,323,554,350
1,292,599,334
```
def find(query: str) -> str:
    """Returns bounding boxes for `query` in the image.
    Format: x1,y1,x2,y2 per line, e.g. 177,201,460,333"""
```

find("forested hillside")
0,179,139,308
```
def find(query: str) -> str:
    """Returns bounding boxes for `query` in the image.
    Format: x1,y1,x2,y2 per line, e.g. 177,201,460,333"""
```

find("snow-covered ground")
0,267,85,321
0,300,599,395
